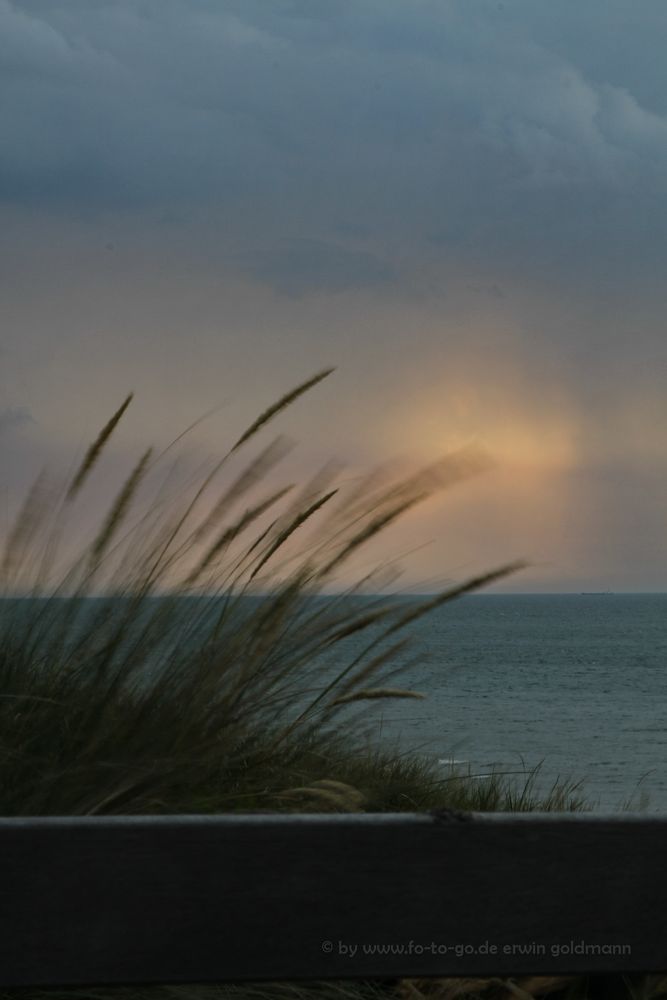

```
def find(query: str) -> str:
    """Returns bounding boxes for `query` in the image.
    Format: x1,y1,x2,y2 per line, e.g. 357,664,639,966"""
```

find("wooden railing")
1,811,664,988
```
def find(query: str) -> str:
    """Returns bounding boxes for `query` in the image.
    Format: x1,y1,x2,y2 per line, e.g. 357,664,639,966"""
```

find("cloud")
238,238,396,296
0,406,34,435
2,0,667,288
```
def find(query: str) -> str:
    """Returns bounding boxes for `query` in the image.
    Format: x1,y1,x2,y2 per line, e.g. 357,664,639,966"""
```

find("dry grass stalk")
90,447,153,561
313,778,366,799
498,981,541,1000
402,444,493,496
333,639,413,699
317,606,399,653
276,779,366,811
66,392,134,501
139,373,333,588
244,462,346,583
194,435,294,542
319,491,429,579
323,446,485,544
187,484,295,584
286,565,525,736
331,687,425,706
231,368,335,452
384,562,528,637
1,469,49,582
249,488,339,581
149,400,228,466
278,459,344,526
398,977,577,1000
399,983,429,1000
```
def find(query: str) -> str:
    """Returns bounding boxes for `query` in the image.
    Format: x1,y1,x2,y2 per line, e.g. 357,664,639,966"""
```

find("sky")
2,0,667,592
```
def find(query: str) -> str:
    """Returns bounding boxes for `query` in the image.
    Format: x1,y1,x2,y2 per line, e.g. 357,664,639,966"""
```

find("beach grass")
0,375,640,1000
0,372,535,818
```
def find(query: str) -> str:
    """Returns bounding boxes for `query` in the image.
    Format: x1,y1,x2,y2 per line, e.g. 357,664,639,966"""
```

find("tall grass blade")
249,489,339,581
383,561,528,636
66,393,134,501
1,469,49,585
194,436,293,542
319,492,428,578
331,687,425,706
186,484,294,584
90,447,153,562
230,368,335,452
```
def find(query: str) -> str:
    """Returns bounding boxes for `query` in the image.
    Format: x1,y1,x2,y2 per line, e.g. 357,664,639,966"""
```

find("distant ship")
580,591,614,595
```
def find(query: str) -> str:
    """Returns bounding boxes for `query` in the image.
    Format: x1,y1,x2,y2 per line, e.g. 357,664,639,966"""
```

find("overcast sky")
2,0,667,591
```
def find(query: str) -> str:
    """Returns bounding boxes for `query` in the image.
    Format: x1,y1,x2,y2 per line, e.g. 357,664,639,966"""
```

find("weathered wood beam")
1,812,665,986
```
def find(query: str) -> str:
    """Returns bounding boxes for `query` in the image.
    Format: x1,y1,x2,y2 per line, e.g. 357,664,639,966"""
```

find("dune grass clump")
0,374,625,1000
0,370,546,817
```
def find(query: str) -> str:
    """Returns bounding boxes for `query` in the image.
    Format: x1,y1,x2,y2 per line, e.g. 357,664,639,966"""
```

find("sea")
354,593,667,813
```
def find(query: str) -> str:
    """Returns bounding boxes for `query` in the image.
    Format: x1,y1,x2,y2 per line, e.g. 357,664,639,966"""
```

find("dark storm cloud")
3,0,667,292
